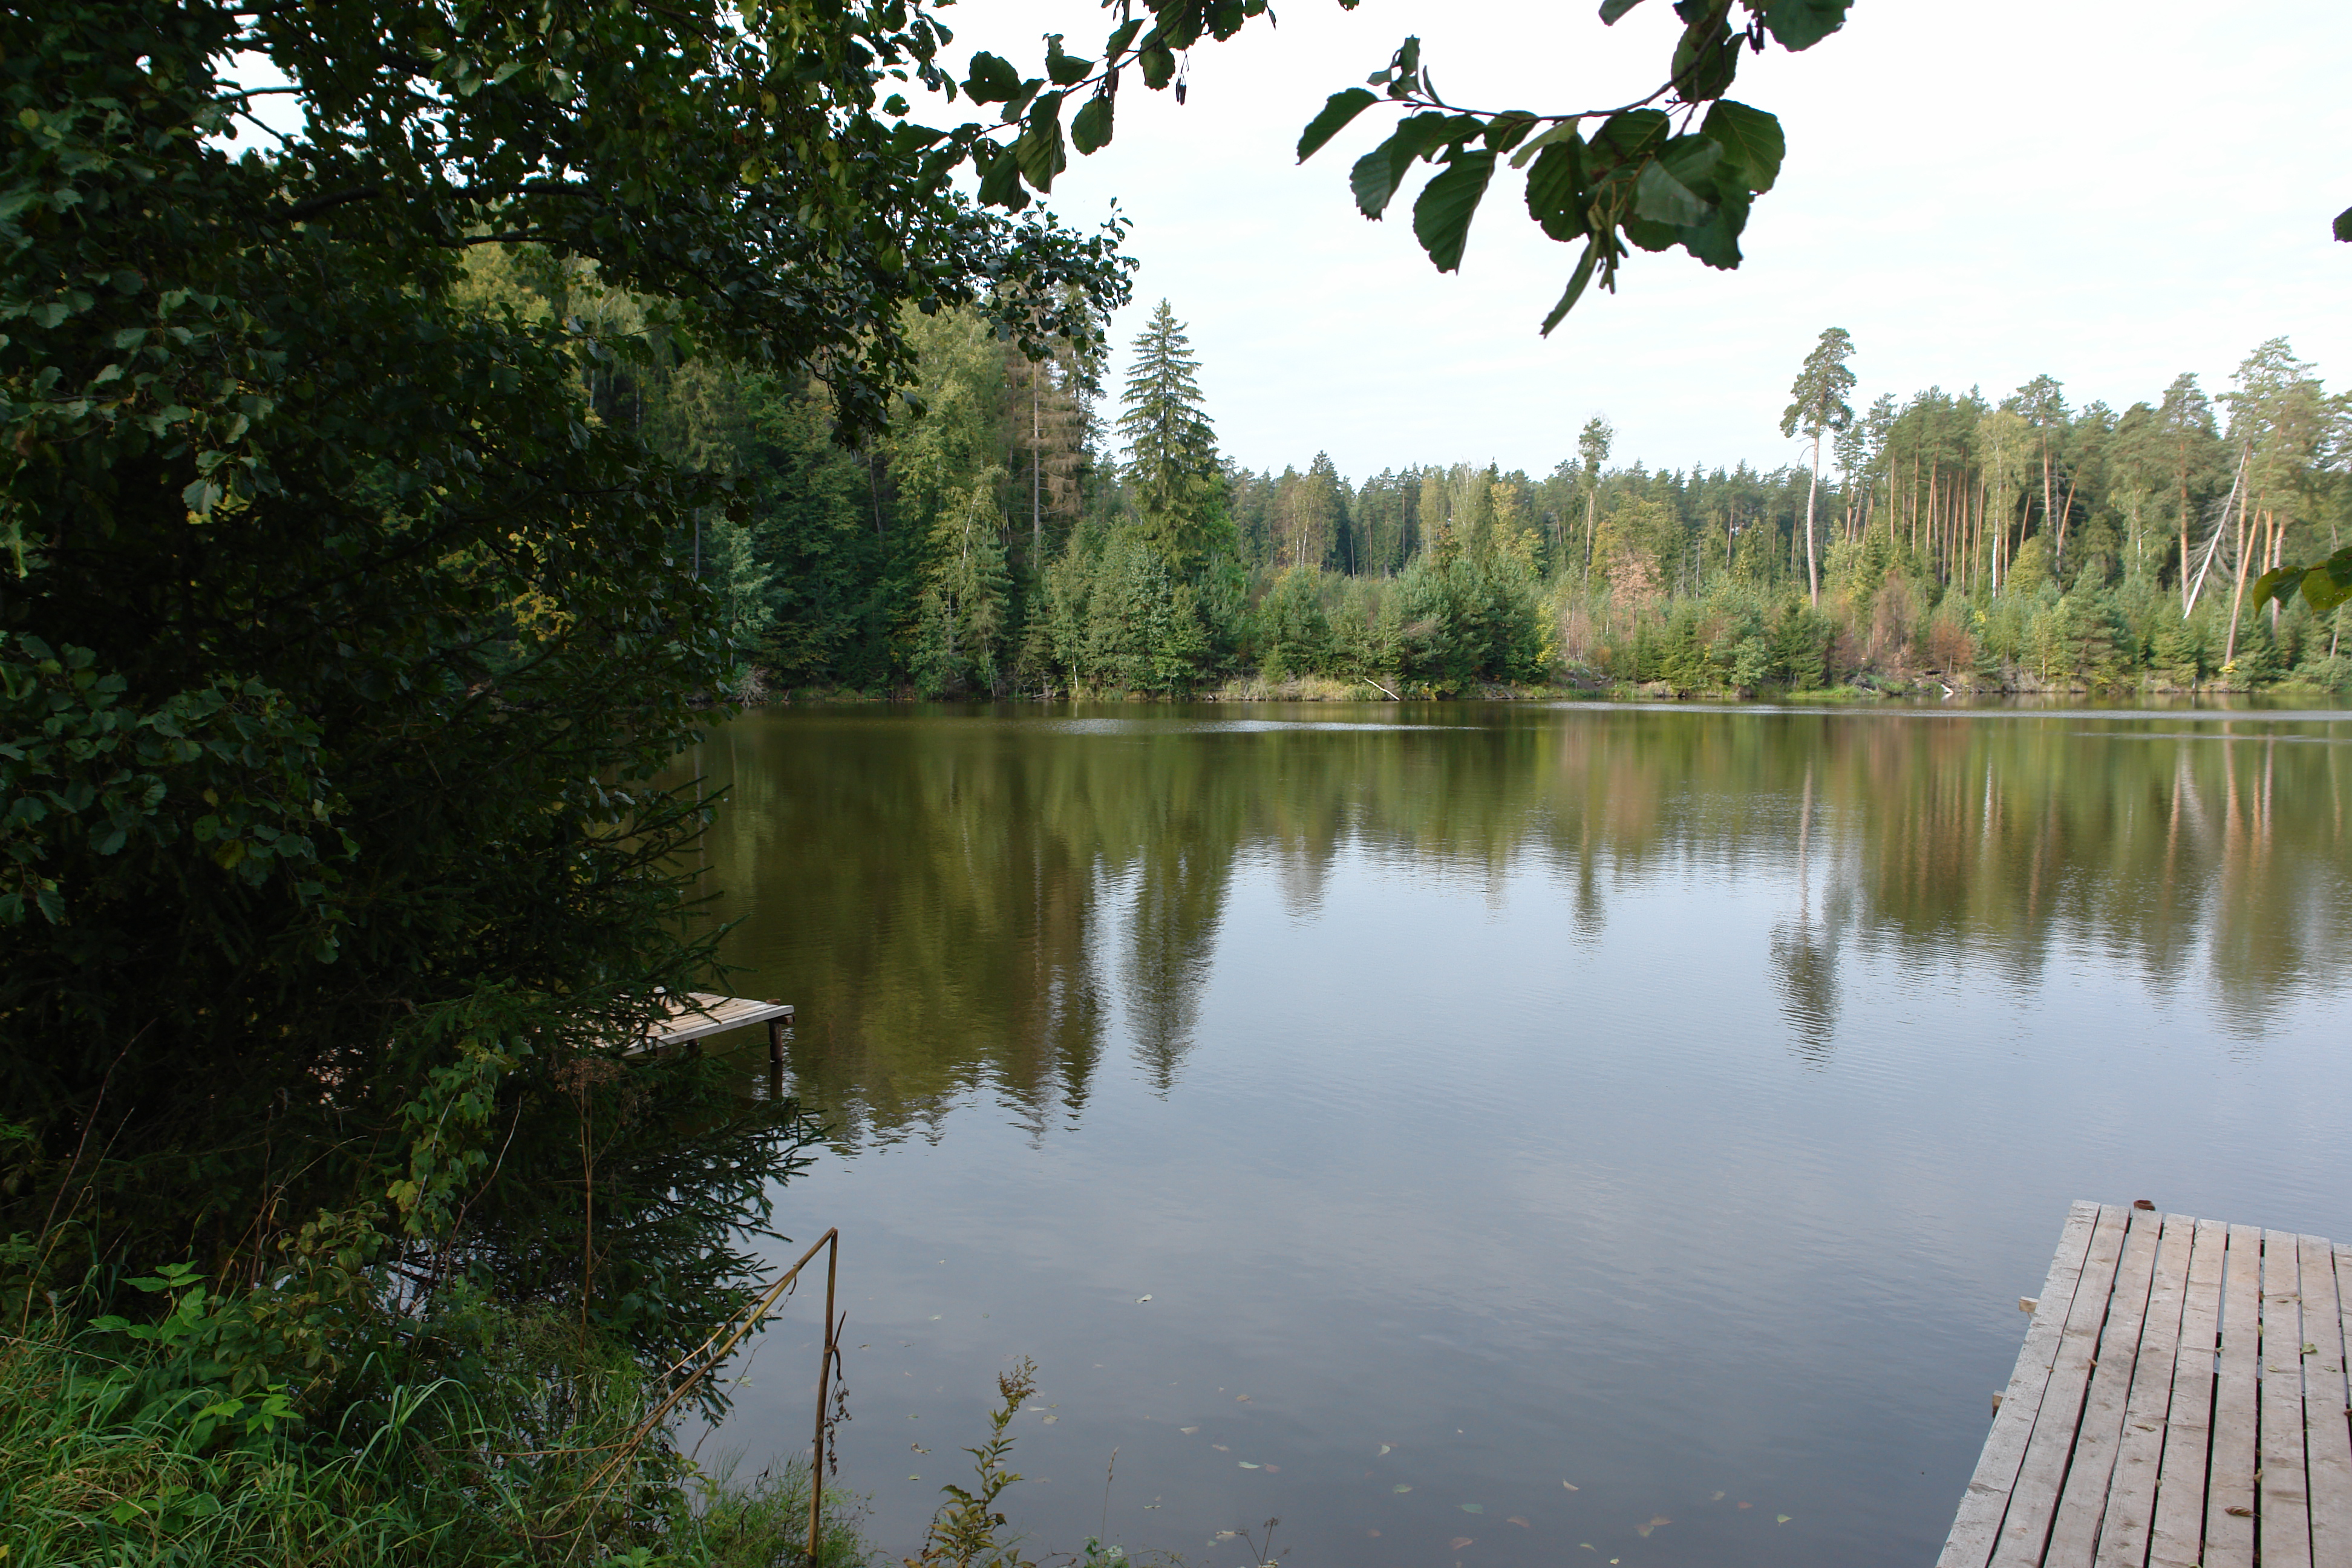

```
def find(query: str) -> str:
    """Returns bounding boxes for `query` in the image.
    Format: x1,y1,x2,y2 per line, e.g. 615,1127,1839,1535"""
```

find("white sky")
936,0,2351,482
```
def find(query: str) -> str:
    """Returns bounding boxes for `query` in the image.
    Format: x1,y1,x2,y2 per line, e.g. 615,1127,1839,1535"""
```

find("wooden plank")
2259,1231,2313,1568
2093,1211,2195,1568
1990,1203,2132,1568
2301,1237,2352,1565
644,991,795,1048
1940,1201,2103,1568
2047,1204,2164,1564
2148,1218,2227,1568
2204,1223,2264,1568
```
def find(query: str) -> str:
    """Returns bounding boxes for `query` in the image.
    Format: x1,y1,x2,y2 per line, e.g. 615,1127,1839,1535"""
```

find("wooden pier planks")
1939,1201,2102,1568
643,990,796,1048
1941,1204,2352,1568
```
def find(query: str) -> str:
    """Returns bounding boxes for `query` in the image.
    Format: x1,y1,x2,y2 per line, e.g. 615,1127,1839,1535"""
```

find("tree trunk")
1804,432,1822,606
2223,496,2255,671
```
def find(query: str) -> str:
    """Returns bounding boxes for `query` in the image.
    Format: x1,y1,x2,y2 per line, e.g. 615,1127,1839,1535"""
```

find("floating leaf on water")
1460,1503,1483,1514
909,1474,921,1480
1236,1394,1252,1402
1777,1514,1792,1524
1214,1531,1238,1541
1650,1517,1671,1527
1737,1501,1751,1510
1212,1444,1230,1452
1449,1537,1474,1551
1042,1414,1059,1424
1506,1517,1529,1528
1180,1426,1200,1435
1377,1443,1393,1455
1636,1526,1652,1539
1240,1462,1261,1469
929,1315,941,1321
1393,1484,1413,1494
1137,1295,1152,1302
1562,1481,1579,1491
1710,1491,1725,1502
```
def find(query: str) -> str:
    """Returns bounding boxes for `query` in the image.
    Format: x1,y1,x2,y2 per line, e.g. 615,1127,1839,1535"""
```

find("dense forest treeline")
505,250,2350,695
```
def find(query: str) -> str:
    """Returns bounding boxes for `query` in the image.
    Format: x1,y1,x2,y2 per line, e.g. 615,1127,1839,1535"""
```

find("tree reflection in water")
676,705,2351,1142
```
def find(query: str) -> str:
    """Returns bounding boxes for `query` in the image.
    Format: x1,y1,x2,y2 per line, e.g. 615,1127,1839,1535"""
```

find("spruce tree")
1118,301,1223,569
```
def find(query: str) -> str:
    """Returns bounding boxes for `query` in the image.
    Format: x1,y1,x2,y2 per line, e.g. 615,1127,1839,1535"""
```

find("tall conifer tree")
1119,301,1221,569
1782,328,1857,606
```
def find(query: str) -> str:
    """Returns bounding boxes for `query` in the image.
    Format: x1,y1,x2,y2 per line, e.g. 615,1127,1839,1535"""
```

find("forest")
574,258,2350,699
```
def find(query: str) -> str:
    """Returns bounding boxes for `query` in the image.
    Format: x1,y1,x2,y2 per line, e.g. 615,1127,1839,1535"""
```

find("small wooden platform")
641,990,795,1050
1938,1200,2352,1568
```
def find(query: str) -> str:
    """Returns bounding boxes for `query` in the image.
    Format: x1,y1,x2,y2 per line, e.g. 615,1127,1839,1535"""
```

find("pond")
679,701,2352,1568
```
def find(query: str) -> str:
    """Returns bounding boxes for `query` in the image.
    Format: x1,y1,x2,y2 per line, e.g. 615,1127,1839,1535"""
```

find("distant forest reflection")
681,705,2351,1145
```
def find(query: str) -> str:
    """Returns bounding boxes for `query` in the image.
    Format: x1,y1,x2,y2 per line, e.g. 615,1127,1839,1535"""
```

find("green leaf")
1044,35,1093,87
1540,244,1599,335
1413,151,1495,272
1352,144,1401,218
2262,546,2352,613
1013,97,1068,191
975,146,1028,209
1634,155,1711,226
1482,113,1539,154
1755,0,1851,51
1598,0,1647,21
1524,136,1587,241
1137,44,1176,90
1298,88,1379,162
1676,183,1751,269
1592,108,1671,165
1671,15,1741,100
964,52,1022,104
1509,120,1583,171
2334,205,2352,243
1350,114,1455,218
1103,18,1143,57
1702,100,1785,193
1071,93,1114,155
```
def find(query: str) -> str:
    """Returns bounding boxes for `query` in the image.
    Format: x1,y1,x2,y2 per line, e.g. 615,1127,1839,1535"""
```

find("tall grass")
0,1302,865,1567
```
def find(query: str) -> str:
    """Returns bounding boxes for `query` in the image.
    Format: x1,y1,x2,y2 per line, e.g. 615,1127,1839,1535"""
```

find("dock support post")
768,1016,786,1099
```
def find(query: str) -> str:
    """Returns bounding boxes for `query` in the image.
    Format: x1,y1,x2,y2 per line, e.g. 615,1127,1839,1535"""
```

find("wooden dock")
641,990,795,1050
629,992,795,1093
1938,1200,2352,1568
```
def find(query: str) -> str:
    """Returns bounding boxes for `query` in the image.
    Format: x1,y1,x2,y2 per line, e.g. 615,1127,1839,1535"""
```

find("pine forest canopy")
583,298,2352,703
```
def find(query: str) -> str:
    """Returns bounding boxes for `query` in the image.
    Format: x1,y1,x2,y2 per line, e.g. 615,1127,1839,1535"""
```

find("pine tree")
1577,416,1613,583
1781,328,1857,606
1119,300,1222,570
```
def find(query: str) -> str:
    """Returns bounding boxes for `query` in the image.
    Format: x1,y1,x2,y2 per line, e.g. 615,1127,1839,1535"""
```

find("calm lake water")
679,702,2352,1568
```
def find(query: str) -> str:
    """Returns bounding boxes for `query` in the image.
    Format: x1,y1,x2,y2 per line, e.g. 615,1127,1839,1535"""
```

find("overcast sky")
934,0,2350,483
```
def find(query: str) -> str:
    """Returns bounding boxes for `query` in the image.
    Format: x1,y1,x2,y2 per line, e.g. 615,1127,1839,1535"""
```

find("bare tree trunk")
2178,474,2193,613
1804,432,1822,606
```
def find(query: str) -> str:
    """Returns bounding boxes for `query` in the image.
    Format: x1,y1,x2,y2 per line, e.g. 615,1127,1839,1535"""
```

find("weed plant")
0,1266,866,1567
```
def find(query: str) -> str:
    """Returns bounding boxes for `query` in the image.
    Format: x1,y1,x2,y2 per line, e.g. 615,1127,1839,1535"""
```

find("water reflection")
685,705,2350,1140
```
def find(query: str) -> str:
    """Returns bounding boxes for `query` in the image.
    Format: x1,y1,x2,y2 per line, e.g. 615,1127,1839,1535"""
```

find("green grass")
0,1310,867,1567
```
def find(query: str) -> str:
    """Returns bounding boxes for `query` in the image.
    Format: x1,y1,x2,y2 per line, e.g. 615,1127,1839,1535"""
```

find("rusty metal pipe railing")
592,1226,843,1563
